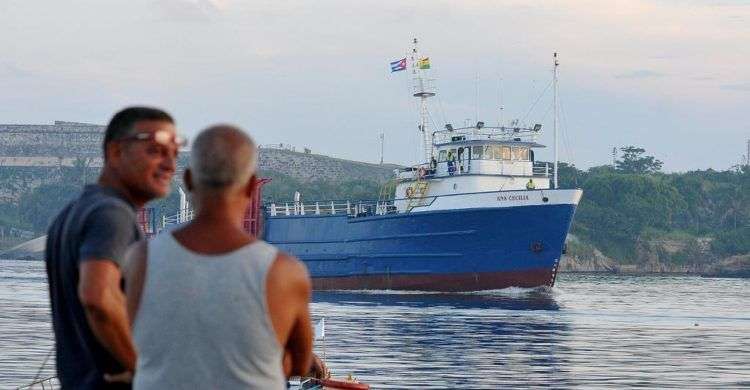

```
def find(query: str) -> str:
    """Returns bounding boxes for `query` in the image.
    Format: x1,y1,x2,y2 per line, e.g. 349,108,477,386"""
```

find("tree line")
558,147,749,263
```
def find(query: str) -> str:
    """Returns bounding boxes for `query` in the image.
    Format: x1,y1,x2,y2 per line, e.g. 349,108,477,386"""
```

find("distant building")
0,121,105,167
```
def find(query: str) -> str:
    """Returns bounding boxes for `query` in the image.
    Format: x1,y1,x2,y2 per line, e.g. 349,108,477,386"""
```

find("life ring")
405,187,415,198
417,167,427,178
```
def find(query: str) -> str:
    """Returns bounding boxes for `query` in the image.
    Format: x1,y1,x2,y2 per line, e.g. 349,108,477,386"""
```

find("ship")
259,41,582,291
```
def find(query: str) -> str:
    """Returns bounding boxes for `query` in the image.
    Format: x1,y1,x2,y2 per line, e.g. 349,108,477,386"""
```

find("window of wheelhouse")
438,149,447,162
511,147,529,161
468,144,530,161
501,146,511,160
472,145,484,159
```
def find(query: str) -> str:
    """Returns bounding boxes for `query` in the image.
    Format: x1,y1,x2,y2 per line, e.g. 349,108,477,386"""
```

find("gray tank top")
133,233,285,390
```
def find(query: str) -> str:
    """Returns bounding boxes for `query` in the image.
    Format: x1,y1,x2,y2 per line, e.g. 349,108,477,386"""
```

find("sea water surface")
1,259,748,389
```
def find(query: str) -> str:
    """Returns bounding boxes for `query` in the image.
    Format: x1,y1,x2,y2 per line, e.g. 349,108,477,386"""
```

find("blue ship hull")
263,203,577,291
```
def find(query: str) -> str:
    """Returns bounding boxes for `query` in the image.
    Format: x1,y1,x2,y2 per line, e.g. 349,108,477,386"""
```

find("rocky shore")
560,245,750,278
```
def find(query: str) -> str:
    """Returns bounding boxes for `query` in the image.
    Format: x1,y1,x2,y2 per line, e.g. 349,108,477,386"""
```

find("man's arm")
77,204,139,372
78,260,136,371
267,253,313,377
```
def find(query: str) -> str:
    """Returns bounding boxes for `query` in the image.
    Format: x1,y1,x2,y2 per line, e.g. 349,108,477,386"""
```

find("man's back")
132,232,287,389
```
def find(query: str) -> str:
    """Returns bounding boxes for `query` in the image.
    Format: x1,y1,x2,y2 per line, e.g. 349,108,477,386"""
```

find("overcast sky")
0,0,748,171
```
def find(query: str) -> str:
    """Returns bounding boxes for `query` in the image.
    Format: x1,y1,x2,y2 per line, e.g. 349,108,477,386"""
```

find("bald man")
124,125,313,389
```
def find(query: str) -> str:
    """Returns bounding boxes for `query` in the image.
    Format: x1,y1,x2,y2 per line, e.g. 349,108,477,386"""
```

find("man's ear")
245,175,257,198
184,169,194,192
104,142,123,167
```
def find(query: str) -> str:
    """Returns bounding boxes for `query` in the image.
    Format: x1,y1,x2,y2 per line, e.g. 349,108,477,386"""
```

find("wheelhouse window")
472,145,484,159
490,145,501,160
512,147,529,161
501,146,511,160
461,144,529,161
438,149,447,162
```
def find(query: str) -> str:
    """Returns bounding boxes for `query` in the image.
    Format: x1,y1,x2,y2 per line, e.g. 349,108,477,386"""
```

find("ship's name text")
497,195,529,202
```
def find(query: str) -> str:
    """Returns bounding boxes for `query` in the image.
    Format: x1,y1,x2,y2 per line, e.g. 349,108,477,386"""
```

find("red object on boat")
312,378,370,390
242,177,271,237
136,207,157,239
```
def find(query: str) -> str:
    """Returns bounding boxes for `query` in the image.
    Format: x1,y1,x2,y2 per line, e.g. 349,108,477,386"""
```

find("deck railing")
398,161,553,179
161,208,193,228
532,162,553,177
267,200,399,217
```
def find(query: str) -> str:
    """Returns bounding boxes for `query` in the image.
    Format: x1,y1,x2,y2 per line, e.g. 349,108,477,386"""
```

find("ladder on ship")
405,178,429,212
376,179,398,214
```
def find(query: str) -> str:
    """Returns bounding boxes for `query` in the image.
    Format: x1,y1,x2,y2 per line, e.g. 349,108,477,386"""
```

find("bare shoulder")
268,251,311,295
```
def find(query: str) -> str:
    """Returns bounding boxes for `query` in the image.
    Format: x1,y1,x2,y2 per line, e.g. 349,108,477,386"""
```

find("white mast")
553,52,559,189
412,38,435,163
379,132,384,165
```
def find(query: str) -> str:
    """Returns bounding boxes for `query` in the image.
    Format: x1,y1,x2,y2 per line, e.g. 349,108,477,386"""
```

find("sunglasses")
121,130,188,148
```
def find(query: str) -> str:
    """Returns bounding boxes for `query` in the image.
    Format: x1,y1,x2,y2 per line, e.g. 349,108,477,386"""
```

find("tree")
19,183,80,233
615,146,663,174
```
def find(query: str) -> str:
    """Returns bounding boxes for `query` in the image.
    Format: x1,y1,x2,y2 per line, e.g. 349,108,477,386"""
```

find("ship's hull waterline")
263,198,578,292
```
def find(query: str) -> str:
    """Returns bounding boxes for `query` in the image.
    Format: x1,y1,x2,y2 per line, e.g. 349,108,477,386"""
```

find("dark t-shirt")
45,185,142,389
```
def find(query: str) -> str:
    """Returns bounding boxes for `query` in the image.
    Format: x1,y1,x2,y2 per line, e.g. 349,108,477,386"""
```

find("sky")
0,0,748,171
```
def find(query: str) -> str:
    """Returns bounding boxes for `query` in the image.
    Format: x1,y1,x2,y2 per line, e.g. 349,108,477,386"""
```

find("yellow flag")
418,57,431,69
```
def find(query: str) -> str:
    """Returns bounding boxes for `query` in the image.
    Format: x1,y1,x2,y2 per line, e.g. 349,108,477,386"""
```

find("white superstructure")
391,42,570,214
392,122,560,212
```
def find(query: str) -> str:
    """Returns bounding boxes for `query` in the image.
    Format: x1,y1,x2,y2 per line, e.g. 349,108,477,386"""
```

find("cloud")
720,83,750,91
156,0,228,21
0,62,34,78
614,70,666,79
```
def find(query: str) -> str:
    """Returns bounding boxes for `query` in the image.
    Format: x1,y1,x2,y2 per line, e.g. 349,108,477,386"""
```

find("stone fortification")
0,120,399,202
0,121,105,167
258,147,398,182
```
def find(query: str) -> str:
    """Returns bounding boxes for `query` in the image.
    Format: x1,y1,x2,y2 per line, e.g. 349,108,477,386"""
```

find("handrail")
160,186,572,223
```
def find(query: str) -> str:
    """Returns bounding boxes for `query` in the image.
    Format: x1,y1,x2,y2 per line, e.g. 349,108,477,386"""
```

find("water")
1,260,749,389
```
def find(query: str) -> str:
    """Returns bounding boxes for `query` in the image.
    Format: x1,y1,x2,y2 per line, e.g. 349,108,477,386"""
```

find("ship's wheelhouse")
432,140,540,177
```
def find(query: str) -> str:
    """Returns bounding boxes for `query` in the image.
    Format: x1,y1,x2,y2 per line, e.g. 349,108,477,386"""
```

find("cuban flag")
390,58,407,72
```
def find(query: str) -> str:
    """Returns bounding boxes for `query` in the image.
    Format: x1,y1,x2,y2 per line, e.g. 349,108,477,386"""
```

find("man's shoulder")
80,186,135,215
273,251,307,272
267,250,311,293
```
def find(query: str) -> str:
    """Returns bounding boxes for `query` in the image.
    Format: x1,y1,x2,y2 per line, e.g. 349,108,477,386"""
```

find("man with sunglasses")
45,106,182,389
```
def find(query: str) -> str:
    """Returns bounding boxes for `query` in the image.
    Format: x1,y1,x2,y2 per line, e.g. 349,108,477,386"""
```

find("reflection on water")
312,289,569,389
2,260,749,388
313,287,560,311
